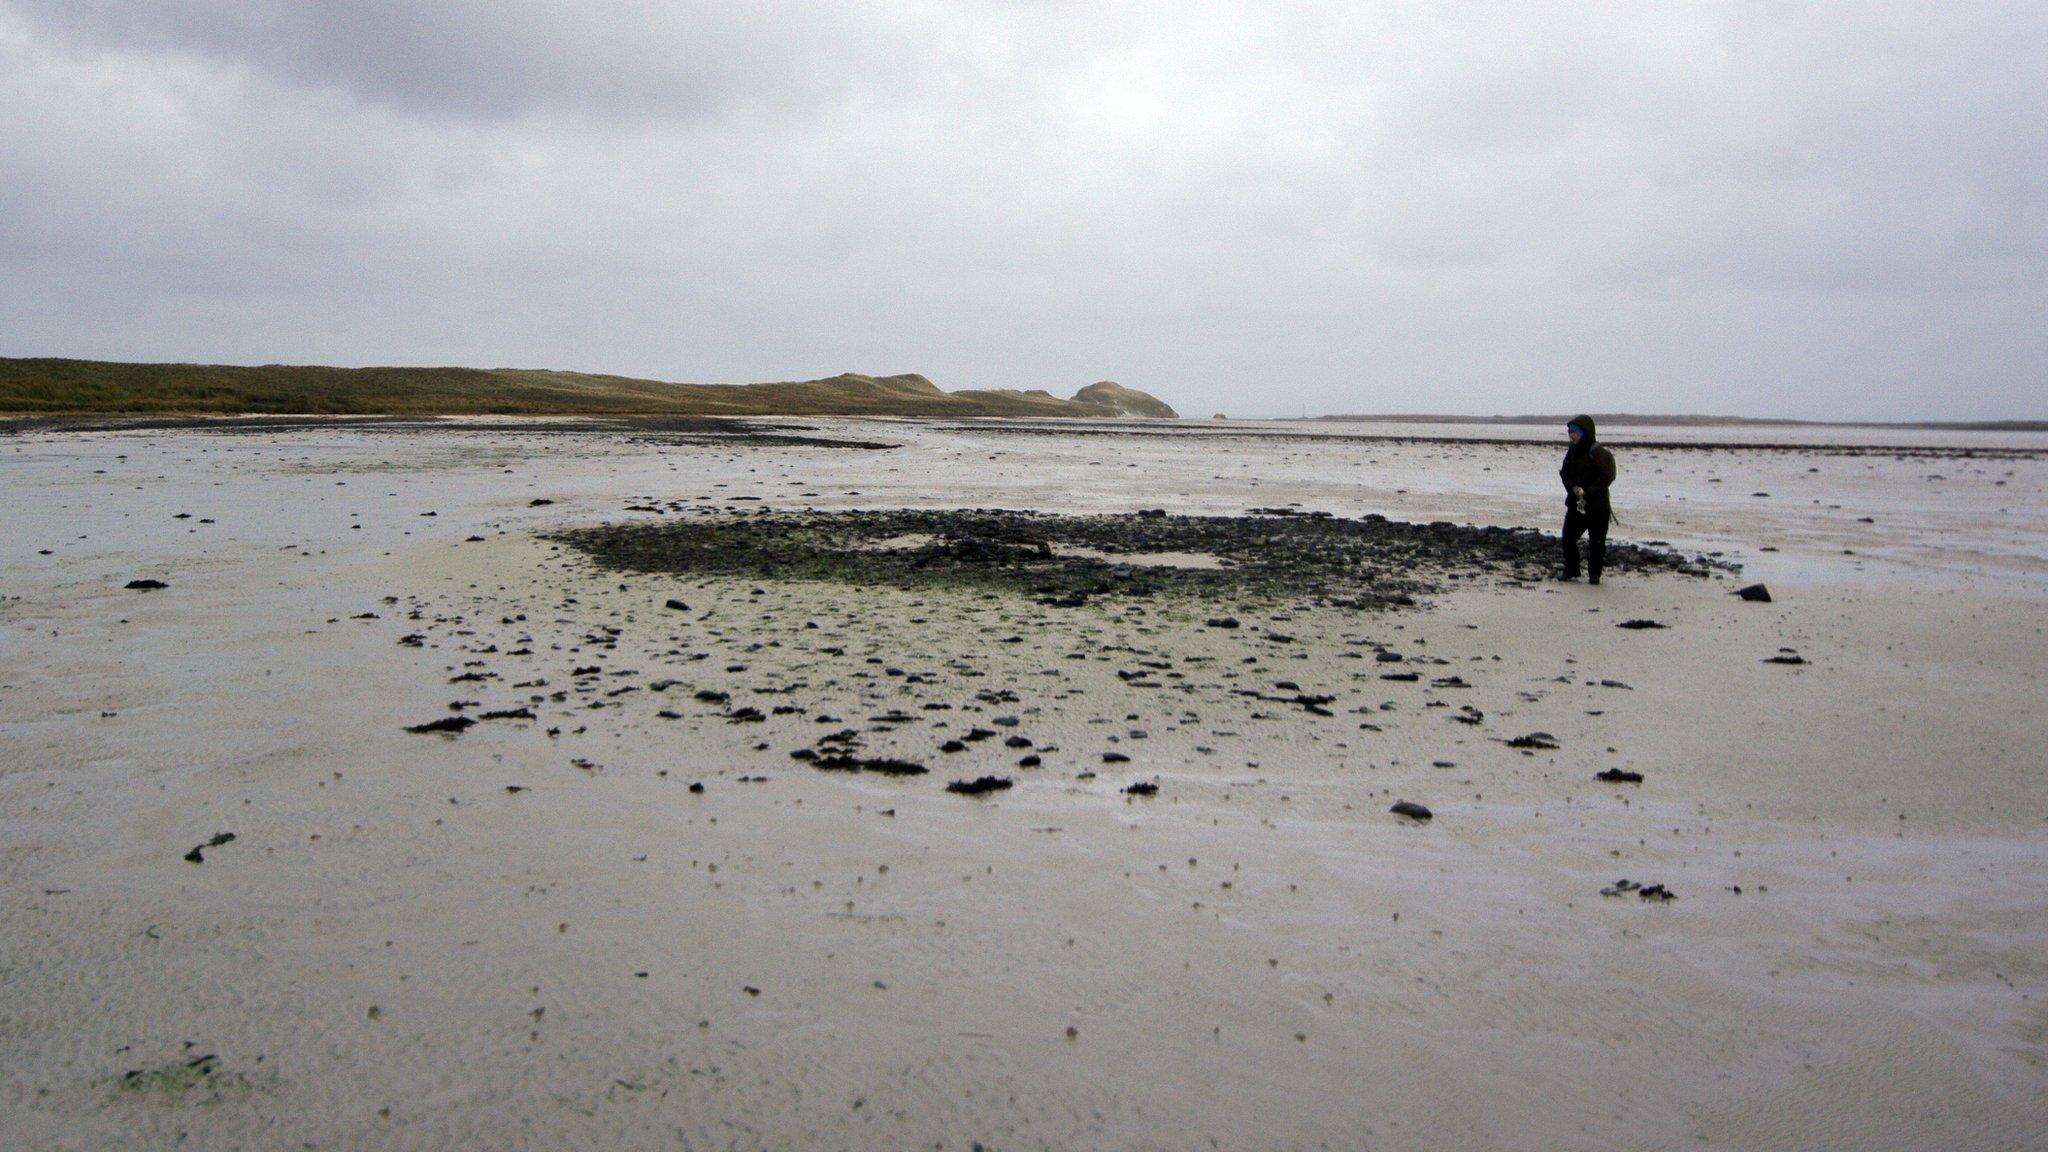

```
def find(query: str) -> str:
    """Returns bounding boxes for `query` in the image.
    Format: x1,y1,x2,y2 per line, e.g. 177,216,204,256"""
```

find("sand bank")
2,419,2044,1149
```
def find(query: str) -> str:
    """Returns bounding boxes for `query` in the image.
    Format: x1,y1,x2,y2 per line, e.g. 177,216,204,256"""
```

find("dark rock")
183,832,235,863
947,775,1014,795
1018,754,1041,768
664,598,691,611
478,707,535,721
1506,732,1559,750
1205,617,1241,629
1124,781,1159,796
1638,883,1676,902
1762,653,1806,665
1102,751,1131,763
1616,619,1667,630
406,716,476,734
529,498,554,506
812,755,929,776
1375,651,1404,663
1595,768,1644,783
1389,800,1432,821
1735,583,1772,602
125,579,168,591
1379,671,1420,682
939,740,967,753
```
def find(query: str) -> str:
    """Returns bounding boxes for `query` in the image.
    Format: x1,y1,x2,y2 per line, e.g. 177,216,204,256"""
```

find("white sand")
2,418,2044,1150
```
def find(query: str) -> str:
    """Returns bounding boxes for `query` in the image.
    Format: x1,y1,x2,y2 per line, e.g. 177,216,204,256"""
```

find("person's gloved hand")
1571,485,1586,515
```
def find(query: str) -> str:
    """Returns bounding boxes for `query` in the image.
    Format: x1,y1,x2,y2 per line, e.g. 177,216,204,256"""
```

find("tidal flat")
3,416,2045,1150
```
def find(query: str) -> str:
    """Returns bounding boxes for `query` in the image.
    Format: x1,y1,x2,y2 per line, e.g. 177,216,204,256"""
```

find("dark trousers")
1562,505,1607,579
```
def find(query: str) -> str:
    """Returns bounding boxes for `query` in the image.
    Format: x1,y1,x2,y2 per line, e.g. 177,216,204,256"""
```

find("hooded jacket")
1560,414,1616,516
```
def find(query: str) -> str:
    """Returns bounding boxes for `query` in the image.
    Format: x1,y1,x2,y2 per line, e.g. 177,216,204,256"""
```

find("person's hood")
1567,414,1597,444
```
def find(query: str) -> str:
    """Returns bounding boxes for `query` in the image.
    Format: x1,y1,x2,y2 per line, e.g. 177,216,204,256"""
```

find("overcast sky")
3,2,2042,419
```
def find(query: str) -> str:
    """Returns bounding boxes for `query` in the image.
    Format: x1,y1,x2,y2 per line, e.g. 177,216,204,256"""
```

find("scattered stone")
812,755,929,776
124,579,168,591
947,775,1013,795
940,740,967,753
1595,768,1644,783
529,498,554,506
1379,671,1420,682
664,598,691,611
1616,619,1666,630
1762,652,1806,665
1506,732,1559,750
1102,751,1131,763
1124,781,1159,796
1389,800,1432,821
406,716,476,734
1735,583,1772,602
479,708,535,721
182,832,235,863
1205,617,1241,629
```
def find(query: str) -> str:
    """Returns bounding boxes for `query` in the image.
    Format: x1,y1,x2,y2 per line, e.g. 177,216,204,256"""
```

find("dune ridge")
0,357,1178,419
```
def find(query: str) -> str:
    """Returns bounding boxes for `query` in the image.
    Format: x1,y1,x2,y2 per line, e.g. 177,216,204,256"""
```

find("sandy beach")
3,417,2045,1150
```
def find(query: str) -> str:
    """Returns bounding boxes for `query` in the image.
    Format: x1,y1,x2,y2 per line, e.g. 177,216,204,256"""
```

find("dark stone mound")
1506,732,1559,750
1735,583,1772,602
551,508,1718,611
1389,800,1433,821
947,775,1014,795
1124,781,1159,796
406,716,476,734
125,579,169,591
1596,768,1644,783
1616,619,1667,630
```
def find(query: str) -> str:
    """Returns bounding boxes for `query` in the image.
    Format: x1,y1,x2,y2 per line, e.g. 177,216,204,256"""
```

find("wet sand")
3,418,2045,1150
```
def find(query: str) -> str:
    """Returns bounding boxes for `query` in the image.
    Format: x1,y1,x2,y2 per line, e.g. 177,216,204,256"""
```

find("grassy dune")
0,358,1177,419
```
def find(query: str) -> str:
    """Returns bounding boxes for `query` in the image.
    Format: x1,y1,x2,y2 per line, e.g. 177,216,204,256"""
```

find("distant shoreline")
1302,413,2048,432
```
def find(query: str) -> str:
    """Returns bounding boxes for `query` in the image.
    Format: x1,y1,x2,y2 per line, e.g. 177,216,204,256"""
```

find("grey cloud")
1,1,2044,420
10,0,919,119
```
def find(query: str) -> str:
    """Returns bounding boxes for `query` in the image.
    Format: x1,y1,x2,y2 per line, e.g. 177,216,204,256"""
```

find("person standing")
1559,415,1616,583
